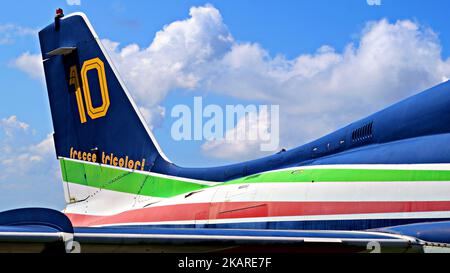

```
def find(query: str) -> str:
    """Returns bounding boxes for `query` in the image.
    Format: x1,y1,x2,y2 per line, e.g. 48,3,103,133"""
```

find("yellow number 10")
69,57,110,124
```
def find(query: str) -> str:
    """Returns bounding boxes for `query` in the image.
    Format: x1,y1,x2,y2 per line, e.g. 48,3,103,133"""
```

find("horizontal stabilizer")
47,47,77,56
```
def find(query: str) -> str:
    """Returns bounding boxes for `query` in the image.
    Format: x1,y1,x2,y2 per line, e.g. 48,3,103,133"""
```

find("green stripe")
60,159,210,198
228,168,450,184
60,159,450,197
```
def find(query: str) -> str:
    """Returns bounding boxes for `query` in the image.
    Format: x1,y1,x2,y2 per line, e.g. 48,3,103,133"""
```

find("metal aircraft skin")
1,10,450,253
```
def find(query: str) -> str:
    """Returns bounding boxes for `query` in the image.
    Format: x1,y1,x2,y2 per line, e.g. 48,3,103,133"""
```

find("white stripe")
65,183,165,216
66,180,450,216
226,181,450,202
143,181,450,209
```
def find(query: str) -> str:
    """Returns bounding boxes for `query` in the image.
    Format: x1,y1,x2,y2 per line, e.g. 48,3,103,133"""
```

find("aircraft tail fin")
39,11,171,205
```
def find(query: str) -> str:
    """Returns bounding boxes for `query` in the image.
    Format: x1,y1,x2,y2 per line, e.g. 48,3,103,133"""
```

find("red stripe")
66,201,450,227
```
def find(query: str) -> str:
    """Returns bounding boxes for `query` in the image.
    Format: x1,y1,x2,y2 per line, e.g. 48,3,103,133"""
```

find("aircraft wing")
2,208,450,253
72,226,424,253
0,208,74,253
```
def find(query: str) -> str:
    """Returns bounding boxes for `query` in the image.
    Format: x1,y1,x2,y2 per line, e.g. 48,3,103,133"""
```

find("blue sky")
1,0,450,210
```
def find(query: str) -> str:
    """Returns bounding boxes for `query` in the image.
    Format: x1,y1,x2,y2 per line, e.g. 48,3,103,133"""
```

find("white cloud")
201,109,277,160
0,24,37,45
67,0,81,6
0,116,63,210
102,4,233,125
29,133,55,159
0,115,29,137
11,52,44,81
205,19,449,116
138,105,166,130
0,116,54,172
